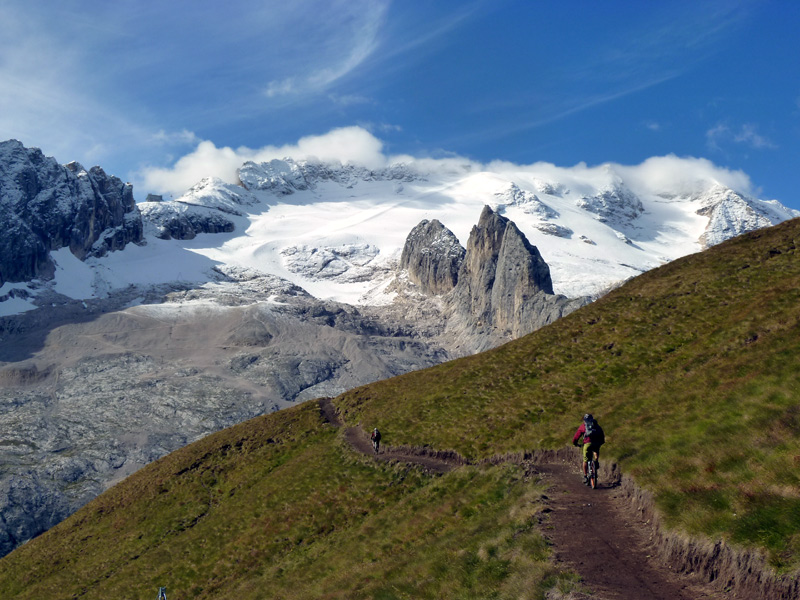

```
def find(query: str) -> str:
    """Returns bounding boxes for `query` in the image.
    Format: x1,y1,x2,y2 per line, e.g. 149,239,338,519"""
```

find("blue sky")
1,0,797,206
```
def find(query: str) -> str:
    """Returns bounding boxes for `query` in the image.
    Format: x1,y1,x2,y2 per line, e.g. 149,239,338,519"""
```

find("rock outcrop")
493,182,558,218
138,177,260,240
0,273,450,558
576,175,644,227
138,201,236,240
446,206,588,350
0,140,143,285
400,219,465,295
697,184,794,248
398,206,588,353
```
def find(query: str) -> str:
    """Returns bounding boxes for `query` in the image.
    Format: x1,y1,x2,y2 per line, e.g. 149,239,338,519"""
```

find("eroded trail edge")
318,398,798,599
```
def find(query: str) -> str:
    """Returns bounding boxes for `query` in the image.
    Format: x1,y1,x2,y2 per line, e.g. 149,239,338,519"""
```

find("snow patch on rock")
175,177,259,215
281,243,386,282
697,184,798,247
493,183,558,218
576,177,644,226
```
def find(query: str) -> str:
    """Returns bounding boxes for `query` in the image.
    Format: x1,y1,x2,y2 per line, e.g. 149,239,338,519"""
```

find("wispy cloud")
706,122,777,151
263,1,389,100
449,1,755,147
329,93,374,107
0,11,149,168
0,1,397,178
150,130,201,147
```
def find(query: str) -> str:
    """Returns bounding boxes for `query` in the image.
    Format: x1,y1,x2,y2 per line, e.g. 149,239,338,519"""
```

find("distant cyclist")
572,413,605,485
371,427,381,454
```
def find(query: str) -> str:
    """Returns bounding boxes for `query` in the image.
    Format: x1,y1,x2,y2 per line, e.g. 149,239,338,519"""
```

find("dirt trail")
317,399,726,599
319,397,464,474
537,459,726,600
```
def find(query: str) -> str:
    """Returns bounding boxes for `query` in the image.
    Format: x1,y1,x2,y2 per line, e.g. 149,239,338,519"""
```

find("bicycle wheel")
589,452,598,489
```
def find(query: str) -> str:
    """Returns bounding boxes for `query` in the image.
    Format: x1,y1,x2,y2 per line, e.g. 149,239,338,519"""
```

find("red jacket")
572,422,602,446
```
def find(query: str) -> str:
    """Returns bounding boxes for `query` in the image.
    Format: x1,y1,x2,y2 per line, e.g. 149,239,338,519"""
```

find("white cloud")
140,125,757,202
150,130,201,146
265,78,299,99
614,155,753,196
706,122,777,151
139,126,387,196
486,154,753,198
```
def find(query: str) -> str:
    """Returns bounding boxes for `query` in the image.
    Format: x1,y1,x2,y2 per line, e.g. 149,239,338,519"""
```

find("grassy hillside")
0,401,570,599
338,218,800,570
2,217,800,597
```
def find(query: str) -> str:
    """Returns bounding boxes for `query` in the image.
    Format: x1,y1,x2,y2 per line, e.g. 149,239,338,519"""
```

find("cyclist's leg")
581,443,590,479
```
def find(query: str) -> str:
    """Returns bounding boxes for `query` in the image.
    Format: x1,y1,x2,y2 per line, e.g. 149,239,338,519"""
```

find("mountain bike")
372,438,380,454
587,450,599,489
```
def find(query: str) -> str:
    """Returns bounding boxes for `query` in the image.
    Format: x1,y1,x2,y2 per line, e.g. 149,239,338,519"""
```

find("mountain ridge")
3,143,798,316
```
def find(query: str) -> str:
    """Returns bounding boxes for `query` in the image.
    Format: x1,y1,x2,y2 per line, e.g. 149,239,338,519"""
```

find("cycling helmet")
583,413,593,422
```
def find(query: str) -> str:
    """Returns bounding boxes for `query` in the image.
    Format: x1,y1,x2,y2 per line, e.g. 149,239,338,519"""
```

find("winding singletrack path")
318,398,726,599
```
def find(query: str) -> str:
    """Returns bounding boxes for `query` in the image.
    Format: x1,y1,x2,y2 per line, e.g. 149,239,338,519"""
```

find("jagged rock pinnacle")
400,219,465,295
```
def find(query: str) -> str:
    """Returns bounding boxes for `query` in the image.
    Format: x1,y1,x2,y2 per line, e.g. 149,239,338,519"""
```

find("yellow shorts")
582,443,600,463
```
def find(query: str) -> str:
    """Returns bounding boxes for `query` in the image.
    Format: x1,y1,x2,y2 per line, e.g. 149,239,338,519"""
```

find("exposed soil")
317,398,791,599
319,397,464,474
537,458,726,600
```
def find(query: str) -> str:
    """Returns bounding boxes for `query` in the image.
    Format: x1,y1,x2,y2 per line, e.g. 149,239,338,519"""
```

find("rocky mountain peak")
493,182,558,218
0,140,143,286
576,178,644,226
696,184,794,248
400,219,465,295
445,206,583,349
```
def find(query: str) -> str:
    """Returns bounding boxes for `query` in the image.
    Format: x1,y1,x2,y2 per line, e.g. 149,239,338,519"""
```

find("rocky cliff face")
396,206,589,353
0,271,449,558
576,179,644,227
0,140,143,285
446,206,587,349
399,219,465,295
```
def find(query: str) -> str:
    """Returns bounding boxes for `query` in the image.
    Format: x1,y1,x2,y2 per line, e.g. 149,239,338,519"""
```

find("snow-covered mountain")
4,151,796,317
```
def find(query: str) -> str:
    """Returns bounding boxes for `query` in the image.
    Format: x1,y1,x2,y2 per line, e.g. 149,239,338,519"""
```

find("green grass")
336,219,800,570
0,401,571,599
3,218,800,596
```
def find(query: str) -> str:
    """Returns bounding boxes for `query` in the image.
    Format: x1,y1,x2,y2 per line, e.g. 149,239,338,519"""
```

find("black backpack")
584,418,604,446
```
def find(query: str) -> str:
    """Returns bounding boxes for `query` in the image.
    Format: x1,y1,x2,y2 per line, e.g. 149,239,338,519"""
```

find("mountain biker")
371,427,381,453
572,413,605,485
